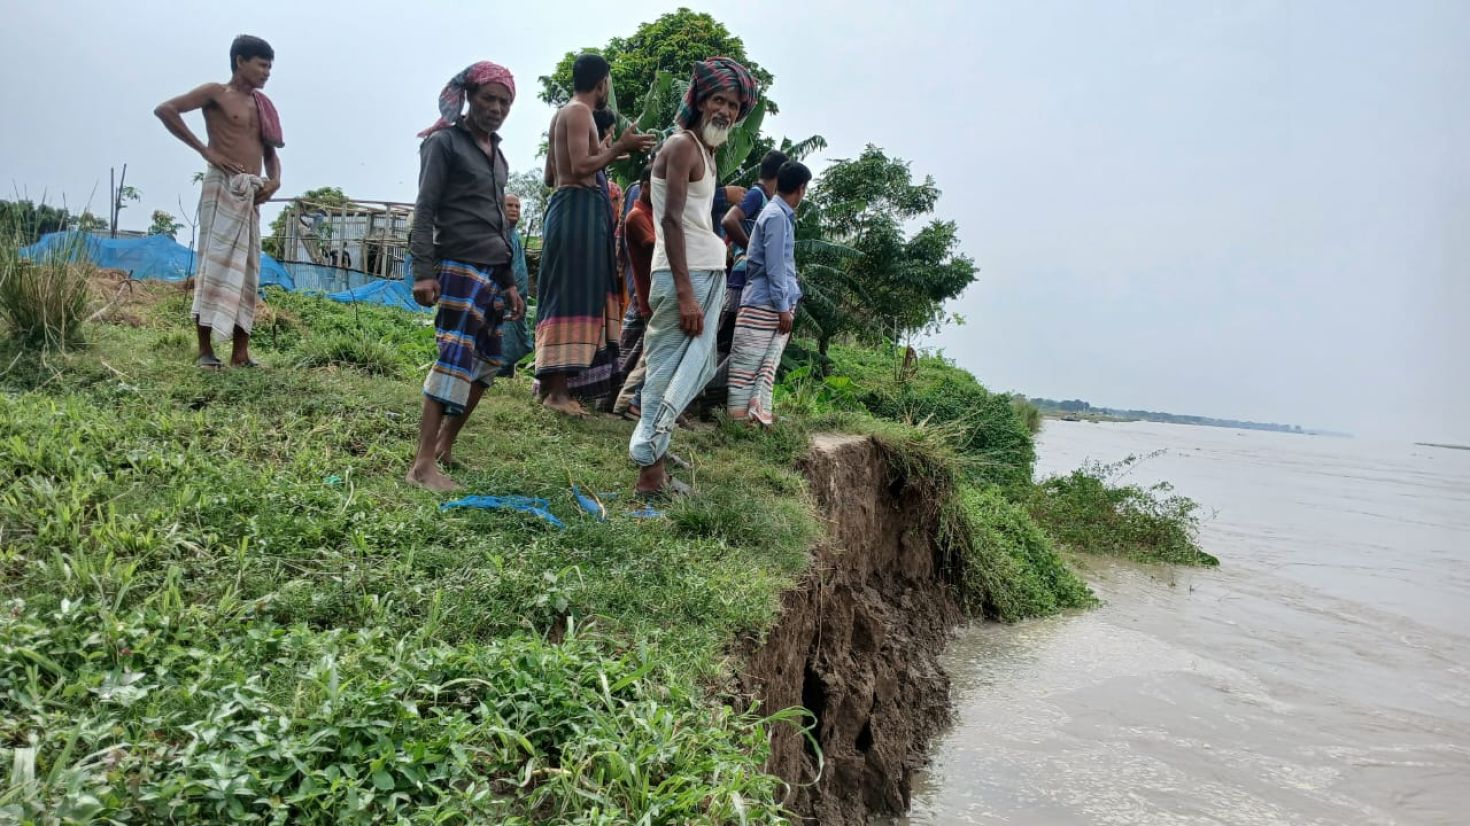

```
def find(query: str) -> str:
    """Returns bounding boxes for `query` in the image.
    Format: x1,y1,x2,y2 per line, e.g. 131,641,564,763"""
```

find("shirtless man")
155,35,283,370
533,53,655,416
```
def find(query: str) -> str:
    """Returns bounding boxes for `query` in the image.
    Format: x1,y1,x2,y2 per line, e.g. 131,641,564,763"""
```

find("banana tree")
793,198,865,359
725,134,830,189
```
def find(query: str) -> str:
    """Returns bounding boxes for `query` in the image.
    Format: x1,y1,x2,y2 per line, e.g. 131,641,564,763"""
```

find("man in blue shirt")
718,150,787,355
726,161,810,425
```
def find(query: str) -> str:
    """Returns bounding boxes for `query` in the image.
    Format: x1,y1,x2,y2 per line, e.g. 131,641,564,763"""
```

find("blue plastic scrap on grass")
571,484,607,522
441,495,566,529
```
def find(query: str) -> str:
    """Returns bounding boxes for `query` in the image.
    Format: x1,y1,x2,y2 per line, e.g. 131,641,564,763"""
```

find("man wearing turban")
629,57,758,498
405,60,526,491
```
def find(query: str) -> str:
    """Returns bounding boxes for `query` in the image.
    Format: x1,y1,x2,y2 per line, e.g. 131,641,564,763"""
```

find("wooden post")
111,163,128,238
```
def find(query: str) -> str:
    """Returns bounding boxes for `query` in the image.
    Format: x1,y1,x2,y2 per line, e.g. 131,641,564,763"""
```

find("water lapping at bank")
902,422,1470,825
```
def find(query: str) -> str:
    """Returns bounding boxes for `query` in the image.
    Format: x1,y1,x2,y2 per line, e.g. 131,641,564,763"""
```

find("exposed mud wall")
737,434,962,824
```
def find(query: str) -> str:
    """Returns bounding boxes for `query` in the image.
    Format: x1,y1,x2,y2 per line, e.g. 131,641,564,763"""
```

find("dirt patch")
736,434,962,824
86,269,290,330
86,269,186,326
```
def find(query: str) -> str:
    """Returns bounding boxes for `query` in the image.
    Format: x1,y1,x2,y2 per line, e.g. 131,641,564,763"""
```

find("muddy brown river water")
898,421,1470,825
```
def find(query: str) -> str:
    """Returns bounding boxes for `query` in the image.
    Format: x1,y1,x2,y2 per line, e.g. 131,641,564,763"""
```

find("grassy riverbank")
0,272,1211,821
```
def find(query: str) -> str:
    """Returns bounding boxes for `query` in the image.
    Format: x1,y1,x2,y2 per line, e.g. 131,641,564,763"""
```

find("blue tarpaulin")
19,231,437,313
326,278,427,313
20,231,294,289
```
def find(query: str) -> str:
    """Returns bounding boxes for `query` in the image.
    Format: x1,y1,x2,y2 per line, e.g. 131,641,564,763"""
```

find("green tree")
264,186,349,259
538,9,814,188
799,145,978,356
538,8,775,126
73,211,108,232
148,209,183,239
0,200,75,244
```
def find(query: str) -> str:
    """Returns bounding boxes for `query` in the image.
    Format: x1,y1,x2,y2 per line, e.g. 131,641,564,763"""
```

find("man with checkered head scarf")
405,60,526,492
628,56,759,500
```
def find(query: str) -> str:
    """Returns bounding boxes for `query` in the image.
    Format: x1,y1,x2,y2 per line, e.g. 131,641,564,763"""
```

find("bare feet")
405,461,459,492
435,450,462,469
635,460,668,497
542,396,589,417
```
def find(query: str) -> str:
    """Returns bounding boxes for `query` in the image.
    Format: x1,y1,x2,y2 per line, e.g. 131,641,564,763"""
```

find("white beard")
700,121,732,148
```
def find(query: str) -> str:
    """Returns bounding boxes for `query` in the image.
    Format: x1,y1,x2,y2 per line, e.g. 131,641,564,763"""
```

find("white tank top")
650,138,727,274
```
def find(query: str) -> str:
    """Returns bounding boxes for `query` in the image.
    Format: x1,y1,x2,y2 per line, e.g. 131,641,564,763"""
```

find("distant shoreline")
1416,442,1470,452
1025,397,1321,435
1040,411,1351,437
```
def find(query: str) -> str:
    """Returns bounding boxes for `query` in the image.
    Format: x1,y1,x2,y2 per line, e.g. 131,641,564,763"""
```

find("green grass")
0,291,823,823
779,342,1037,491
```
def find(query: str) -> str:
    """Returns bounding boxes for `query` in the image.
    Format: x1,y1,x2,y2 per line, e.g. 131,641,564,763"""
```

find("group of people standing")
404,52,810,498
154,35,807,500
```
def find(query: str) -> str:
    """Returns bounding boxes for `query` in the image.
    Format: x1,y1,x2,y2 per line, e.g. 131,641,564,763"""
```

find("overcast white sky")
2,1,1466,440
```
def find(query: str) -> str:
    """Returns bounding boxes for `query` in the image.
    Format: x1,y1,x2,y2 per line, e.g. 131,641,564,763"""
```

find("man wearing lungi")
631,57,759,499
612,167,656,417
155,34,283,370
727,161,810,426
538,53,655,417
495,193,534,377
404,61,526,492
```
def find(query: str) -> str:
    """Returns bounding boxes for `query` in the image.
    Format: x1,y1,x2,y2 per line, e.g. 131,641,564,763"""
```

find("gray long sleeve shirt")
409,123,514,288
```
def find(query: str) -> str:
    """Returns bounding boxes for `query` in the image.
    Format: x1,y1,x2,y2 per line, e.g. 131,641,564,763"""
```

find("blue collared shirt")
741,197,800,313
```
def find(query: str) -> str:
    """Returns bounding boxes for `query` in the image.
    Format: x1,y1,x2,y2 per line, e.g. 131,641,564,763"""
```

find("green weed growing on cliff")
819,418,1094,622
1029,452,1217,566
940,486,1097,621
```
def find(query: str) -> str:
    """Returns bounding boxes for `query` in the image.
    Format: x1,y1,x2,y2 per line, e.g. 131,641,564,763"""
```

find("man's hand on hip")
202,148,247,176
254,179,280,205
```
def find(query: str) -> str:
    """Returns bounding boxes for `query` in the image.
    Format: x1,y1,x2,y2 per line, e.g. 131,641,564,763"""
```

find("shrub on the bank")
944,485,1096,621
1029,454,1217,566
0,233,92,349
1010,395,1043,435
